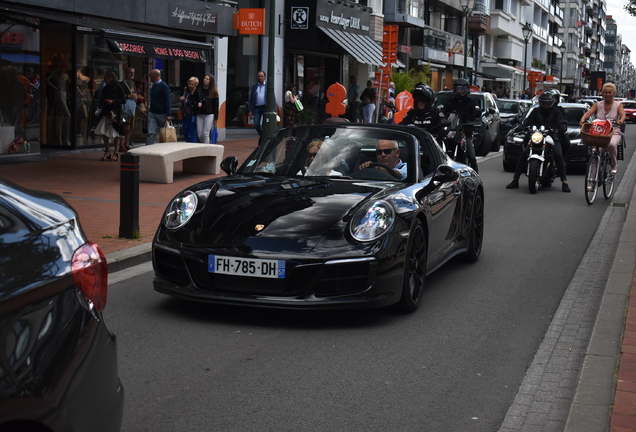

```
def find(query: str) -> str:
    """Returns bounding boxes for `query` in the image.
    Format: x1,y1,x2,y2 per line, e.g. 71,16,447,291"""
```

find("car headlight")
164,191,198,229
350,200,395,242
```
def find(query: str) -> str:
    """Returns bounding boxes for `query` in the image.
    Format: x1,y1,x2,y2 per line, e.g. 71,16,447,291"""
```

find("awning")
482,62,523,78
105,31,210,63
319,27,384,66
1,54,40,64
1,6,212,63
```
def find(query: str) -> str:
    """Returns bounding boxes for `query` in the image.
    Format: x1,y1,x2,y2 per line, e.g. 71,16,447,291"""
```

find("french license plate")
208,255,286,279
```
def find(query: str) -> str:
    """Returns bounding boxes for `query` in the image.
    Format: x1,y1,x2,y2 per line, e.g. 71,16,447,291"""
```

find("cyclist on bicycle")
506,92,571,192
579,82,625,175
400,83,442,136
438,79,481,172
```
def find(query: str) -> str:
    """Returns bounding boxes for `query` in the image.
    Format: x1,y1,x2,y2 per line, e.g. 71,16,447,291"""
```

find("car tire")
503,158,516,172
398,219,427,313
490,130,501,152
476,130,491,157
463,192,483,263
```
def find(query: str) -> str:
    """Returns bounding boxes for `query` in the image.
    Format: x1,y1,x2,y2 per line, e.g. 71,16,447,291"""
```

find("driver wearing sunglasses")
358,139,407,180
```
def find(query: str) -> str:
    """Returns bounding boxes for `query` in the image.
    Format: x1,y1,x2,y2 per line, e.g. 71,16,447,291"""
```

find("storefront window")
0,20,41,154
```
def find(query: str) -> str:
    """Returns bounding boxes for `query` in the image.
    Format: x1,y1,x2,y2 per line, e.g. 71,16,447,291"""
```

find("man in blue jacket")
146,69,172,145
248,71,269,137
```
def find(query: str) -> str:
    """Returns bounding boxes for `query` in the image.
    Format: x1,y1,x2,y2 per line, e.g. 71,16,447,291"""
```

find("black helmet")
538,92,555,109
452,79,470,98
545,88,561,103
412,82,435,108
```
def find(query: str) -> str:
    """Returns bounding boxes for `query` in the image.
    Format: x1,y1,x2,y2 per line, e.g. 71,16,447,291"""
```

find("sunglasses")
376,148,395,155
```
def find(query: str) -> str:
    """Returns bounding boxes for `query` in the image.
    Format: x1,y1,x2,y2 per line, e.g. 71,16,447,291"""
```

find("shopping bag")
211,125,218,144
295,100,304,111
159,121,177,143
123,99,136,116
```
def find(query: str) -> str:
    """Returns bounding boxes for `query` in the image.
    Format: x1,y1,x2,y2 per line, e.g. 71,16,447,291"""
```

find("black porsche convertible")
152,123,484,312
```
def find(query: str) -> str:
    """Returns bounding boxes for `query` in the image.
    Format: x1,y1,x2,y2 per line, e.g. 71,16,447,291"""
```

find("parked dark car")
496,98,533,146
621,101,636,123
435,91,501,155
152,123,484,313
0,179,123,431
503,103,593,172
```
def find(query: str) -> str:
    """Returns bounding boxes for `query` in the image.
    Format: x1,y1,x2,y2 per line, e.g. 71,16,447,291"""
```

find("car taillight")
71,242,108,311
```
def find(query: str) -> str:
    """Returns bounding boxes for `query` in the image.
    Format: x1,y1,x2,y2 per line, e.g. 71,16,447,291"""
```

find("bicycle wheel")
585,155,599,205
602,152,615,199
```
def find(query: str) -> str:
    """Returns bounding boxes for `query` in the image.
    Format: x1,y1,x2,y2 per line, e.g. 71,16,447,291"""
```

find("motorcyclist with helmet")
506,91,571,192
399,83,442,136
544,88,571,157
438,79,481,173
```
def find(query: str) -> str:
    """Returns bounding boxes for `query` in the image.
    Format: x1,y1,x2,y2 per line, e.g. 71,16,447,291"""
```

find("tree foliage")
392,64,432,95
626,0,636,16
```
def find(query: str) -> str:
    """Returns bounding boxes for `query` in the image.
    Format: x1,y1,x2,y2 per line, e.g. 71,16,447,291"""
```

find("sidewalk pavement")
1,137,635,431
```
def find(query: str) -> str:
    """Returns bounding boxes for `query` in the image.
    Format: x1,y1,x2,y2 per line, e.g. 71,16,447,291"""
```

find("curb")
106,242,152,274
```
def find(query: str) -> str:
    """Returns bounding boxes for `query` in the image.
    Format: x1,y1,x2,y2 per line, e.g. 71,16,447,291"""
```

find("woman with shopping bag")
284,83,300,128
195,74,219,143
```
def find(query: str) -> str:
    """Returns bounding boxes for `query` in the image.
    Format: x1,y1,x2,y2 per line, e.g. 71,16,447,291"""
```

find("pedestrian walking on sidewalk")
115,67,137,152
248,71,269,137
145,69,171,146
95,69,126,161
195,74,219,143
180,76,199,143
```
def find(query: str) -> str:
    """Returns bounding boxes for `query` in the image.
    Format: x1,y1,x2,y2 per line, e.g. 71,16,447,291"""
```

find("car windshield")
622,102,636,109
238,125,417,181
435,92,484,111
496,101,519,114
522,105,588,126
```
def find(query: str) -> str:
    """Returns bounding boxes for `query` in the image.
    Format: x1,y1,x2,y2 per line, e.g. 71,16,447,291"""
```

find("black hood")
171,175,403,247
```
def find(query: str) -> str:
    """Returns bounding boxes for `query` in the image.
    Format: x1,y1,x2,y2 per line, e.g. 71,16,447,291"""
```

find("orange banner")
234,9,266,35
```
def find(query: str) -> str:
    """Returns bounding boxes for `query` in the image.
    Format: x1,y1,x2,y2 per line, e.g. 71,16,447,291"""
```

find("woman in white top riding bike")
579,82,626,175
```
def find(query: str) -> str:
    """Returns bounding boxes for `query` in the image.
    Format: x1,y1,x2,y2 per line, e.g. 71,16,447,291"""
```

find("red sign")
234,9,266,35
0,32,25,45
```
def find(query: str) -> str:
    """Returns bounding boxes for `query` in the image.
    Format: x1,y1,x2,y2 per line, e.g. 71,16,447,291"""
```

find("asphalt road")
105,126,635,432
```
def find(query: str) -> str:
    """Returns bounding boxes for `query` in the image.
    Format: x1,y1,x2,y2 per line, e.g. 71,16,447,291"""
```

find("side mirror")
432,165,459,183
221,156,238,176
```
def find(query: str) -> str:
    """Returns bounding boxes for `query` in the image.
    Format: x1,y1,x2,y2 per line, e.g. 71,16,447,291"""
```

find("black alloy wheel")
463,192,484,263
398,219,427,313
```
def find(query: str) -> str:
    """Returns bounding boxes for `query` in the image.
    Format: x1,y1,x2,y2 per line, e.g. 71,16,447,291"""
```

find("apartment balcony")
489,10,520,37
468,12,491,35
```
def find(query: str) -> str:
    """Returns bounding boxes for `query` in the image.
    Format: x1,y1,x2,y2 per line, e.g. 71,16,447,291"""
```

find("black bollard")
119,152,140,239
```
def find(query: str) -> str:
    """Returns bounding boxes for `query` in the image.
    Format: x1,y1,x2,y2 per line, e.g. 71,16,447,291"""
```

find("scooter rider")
438,78,481,173
506,92,571,192
400,83,442,136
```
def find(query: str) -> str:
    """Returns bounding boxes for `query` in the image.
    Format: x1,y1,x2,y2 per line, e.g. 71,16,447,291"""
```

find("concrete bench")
129,142,224,183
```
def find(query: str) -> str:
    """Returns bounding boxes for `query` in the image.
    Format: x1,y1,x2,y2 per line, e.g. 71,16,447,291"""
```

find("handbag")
211,124,218,144
106,110,118,124
123,98,136,116
119,110,131,127
159,120,177,143
295,99,304,112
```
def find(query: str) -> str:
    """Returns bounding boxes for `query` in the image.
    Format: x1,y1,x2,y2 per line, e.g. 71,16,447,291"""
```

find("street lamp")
522,22,533,98
460,0,475,80
559,42,567,95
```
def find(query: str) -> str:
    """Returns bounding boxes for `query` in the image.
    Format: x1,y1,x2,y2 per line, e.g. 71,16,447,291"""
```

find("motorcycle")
524,125,557,194
440,113,478,169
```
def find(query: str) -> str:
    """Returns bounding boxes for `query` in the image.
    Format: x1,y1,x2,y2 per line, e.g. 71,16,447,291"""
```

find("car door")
484,93,501,141
417,134,461,264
